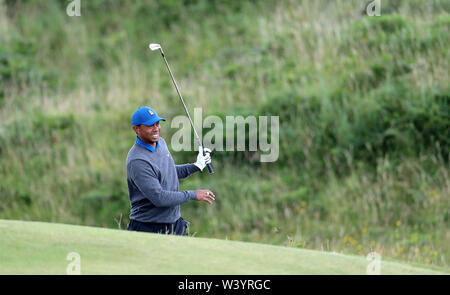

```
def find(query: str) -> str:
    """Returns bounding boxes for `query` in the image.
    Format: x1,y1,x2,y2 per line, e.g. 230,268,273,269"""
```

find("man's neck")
138,136,157,148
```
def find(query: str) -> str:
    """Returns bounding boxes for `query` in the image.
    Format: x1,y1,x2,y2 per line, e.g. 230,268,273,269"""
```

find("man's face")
133,121,161,144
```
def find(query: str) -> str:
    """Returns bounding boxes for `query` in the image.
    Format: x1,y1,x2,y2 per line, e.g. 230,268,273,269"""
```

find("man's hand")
195,190,215,204
193,146,212,171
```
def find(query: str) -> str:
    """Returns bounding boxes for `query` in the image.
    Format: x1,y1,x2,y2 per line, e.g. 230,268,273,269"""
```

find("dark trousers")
127,217,190,236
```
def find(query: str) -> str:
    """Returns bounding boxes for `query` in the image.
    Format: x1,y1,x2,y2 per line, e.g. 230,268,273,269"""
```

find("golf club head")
149,43,161,51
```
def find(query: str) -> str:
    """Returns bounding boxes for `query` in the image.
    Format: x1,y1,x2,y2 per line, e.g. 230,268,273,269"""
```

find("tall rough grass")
0,0,448,267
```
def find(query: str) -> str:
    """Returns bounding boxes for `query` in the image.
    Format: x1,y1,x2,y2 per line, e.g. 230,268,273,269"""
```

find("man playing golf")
126,106,215,235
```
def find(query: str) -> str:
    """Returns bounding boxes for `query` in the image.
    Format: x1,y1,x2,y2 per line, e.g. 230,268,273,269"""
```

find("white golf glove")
194,146,212,171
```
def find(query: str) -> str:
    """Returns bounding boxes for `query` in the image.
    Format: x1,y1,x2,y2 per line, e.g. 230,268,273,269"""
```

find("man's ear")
132,125,139,134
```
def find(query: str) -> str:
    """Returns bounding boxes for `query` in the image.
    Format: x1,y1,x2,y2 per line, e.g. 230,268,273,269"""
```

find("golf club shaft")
159,50,214,174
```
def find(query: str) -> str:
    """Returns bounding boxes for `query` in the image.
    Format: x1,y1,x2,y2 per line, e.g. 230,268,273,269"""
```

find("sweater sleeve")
176,163,200,179
129,159,197,207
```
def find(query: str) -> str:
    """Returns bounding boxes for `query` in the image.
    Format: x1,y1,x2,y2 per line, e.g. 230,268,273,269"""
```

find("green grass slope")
0,0,449,268
0,220,446,275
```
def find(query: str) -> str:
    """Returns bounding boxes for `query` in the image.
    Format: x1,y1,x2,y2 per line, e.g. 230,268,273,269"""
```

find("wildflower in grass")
300,208,306,214
362,227,367,233
356,244,362,251
396,220,401,227
301,201,307,208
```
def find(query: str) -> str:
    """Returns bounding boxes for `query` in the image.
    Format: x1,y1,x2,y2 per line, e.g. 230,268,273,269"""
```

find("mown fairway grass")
0,219,447,275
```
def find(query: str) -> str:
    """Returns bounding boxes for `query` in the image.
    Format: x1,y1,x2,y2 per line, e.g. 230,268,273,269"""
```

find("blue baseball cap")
132,107,166,126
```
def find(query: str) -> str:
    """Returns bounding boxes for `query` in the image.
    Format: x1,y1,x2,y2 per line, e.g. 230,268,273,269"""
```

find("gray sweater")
126,137,199,223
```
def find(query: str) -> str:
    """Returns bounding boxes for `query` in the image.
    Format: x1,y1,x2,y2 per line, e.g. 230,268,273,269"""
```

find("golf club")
149,43,214,174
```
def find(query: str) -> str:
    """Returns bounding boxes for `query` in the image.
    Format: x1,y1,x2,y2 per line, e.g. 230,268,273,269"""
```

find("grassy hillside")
0,0,448,269
0,219,447,274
